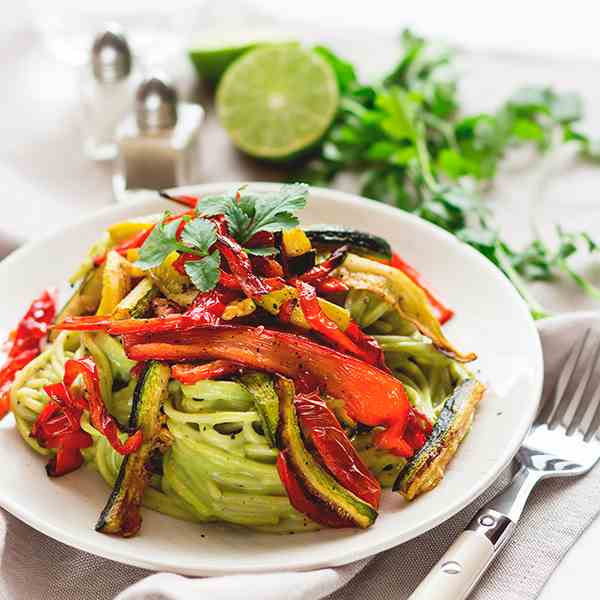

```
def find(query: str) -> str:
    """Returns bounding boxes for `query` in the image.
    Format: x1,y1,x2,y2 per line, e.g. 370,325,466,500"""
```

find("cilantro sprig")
134,184,307,293
297,30,600,318
200,183,308,244
135,214,219,291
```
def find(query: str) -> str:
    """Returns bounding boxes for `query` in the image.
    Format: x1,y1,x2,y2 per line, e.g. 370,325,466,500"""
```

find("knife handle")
408,509,516,600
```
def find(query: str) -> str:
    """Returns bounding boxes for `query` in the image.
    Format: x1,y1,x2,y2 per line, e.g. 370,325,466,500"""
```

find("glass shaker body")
81,72,138,161
113,103,204,200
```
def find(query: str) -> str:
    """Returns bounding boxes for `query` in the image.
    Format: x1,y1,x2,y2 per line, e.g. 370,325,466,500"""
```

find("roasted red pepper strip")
0,290,56,420
402,412,427,451
0,393,11,420
217,234,278,297
171,360,243,384
390,253,454,325
345,321,387,371
186,290,230,324
276,450,350,528
31,382,93,477
55,290,232,335
251,256,284,278
218,270,242,290
159,191,199,208
63,358,142,455
246,231,275,248
55,314,206,335
278,299,295,324
315,276,349,295
124,325,413,456
294,280,376,364
172,253,200,276
294,391,381,509
297,245,349,285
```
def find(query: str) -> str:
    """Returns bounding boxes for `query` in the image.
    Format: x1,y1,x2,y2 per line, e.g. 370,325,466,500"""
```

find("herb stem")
495,243,549,319
414,124,438,192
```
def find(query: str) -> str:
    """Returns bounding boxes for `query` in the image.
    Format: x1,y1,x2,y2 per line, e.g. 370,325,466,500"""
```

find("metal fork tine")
584,380,600,441
567,335,600,436
537,334,585,425
547,329,591,429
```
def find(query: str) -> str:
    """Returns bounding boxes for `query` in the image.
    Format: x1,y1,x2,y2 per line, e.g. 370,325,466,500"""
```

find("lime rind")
189,44,259,82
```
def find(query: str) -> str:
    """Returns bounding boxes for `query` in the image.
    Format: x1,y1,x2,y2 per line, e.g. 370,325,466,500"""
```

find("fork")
409,328,600,600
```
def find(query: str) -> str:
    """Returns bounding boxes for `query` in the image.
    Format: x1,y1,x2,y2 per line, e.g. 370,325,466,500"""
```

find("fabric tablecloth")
2,3,600,599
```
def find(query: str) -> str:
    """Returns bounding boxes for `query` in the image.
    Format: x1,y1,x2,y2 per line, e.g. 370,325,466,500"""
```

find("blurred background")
2,0,600,313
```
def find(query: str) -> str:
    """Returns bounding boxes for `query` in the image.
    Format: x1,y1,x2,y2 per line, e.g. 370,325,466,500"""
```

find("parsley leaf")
184,251,221,292
135,217,182,270
292,32,600,318
180,217,217,255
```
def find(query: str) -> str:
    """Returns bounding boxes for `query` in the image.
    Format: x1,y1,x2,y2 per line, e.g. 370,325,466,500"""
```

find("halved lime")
188,31,296,83
189,43,260,83
216,45,339,160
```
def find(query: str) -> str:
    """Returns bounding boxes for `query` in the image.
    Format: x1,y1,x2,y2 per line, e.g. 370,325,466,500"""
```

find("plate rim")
0,182,544,574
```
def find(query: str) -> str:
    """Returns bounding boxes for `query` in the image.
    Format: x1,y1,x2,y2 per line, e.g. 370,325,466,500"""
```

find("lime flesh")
216,45,339,160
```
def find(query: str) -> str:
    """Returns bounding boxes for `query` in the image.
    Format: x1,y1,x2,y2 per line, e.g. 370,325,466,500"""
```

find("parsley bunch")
134,184,307,292
298,31,600,318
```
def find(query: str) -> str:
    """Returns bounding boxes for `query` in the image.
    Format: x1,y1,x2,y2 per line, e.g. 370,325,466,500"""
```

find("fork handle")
408,509,516,600
409,466,541,599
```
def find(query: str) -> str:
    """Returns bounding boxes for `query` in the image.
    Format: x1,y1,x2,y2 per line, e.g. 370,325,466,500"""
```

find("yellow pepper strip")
97,251,133,316
107,221,154,245
222,298,256,320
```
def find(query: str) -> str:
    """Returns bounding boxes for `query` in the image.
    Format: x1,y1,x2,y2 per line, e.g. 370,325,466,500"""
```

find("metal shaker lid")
135,75,178,131
91,26,132,83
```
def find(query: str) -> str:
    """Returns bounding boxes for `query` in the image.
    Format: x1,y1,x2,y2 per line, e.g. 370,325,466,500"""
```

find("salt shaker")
113,76,204,200
81,26,137,161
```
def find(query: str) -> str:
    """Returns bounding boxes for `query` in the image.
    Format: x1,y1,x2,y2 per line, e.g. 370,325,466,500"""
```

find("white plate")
0,183,543,575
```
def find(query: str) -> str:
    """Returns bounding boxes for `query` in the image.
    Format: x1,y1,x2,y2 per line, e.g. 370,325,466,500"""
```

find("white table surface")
2,2,600,597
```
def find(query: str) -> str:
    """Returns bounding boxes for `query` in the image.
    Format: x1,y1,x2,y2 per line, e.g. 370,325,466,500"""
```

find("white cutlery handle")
409,531,494,600
409,509,516,600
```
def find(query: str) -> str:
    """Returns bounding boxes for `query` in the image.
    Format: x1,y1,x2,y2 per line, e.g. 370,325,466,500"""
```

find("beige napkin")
1,313,599,600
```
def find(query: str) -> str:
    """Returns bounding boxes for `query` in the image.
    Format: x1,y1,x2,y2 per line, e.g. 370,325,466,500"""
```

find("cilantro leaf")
242,184,308,242
198,193,252,241
181,218,217,255
198,195,232,216
198,184,308,244
184,251,221,292
313,45,357,94
135,217,181,270
376,87,418,141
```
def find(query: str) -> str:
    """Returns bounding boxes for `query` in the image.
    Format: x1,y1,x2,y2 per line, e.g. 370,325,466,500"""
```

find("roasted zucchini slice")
286,250,317,276
150,251,197,307
96,361,170,536
240,371,279,447
393,378,485,499
112,277,159,320
276,376,377,528
305,225,392,261
50,266,104,341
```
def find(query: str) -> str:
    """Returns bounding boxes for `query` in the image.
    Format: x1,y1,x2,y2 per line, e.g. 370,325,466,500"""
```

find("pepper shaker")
113,75,204,200
81,26,138,161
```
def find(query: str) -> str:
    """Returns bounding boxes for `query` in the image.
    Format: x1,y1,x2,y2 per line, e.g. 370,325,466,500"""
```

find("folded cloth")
1,314,599,600
0,231,21,260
